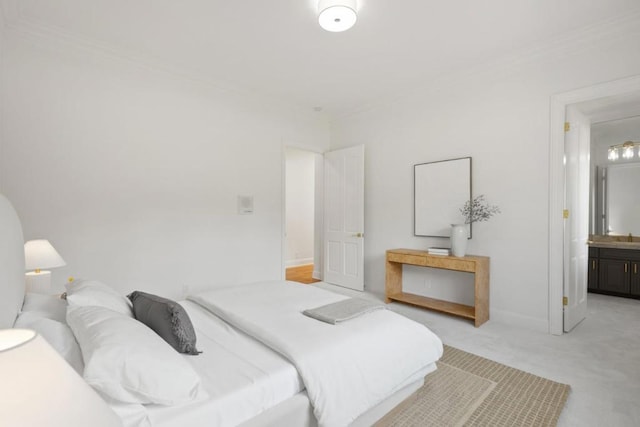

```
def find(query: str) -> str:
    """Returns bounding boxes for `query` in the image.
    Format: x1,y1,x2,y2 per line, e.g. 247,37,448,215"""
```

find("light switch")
238,195,254,215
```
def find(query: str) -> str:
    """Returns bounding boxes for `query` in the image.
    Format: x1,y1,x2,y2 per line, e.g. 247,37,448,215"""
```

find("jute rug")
378,345,571,427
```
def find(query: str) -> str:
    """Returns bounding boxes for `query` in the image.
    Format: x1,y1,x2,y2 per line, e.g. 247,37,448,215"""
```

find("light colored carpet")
380,345,571,427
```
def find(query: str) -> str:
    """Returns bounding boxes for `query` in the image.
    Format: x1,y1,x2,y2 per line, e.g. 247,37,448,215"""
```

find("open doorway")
284,147,323,284
283,144,365,289
549,75,640,334
587,116,640,300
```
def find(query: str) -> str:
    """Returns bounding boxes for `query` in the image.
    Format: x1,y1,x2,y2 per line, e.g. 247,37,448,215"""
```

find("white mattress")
140,301,304,427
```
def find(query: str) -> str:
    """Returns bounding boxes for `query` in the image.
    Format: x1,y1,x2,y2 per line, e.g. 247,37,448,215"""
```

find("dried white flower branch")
460,195,500,225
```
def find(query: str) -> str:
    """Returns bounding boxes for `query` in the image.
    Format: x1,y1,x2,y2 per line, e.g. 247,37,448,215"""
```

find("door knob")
352,232,364,238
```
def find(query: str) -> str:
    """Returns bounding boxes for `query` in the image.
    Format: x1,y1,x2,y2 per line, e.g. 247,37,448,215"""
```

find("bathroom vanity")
588,238,640,299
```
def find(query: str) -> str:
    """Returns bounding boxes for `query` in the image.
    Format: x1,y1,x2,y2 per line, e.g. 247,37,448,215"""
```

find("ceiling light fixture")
608,140,639,161
318,0,357,33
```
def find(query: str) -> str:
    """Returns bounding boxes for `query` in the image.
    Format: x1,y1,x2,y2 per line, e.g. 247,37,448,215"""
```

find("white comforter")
189,281,443,427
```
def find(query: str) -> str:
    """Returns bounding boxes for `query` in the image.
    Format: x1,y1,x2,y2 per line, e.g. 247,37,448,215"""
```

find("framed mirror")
414,157,472,238
596,163,640,236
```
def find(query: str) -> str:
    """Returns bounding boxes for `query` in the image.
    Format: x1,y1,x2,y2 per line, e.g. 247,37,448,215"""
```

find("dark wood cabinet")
598,259,630,293
588,247,599,291
631,262,640,296
588,246,640,299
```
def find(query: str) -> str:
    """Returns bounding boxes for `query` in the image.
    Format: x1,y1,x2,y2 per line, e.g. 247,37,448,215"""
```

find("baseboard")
312,270,322,280
490,308,549,334
285,258,314,268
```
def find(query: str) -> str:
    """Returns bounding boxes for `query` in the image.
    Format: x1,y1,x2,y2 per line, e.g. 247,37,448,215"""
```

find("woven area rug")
378,345,571,427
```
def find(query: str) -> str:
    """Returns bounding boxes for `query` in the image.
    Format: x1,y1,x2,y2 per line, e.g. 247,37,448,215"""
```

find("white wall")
0,29,329,297
285,147,316,267
329,18,640,331
0,12,5,186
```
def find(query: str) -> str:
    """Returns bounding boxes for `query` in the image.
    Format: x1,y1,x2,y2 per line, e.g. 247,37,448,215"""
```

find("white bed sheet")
119,300,304,427
190,281,443,427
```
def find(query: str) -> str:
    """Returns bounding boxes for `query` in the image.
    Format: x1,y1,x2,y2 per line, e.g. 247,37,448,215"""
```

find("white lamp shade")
318,0,357,32
24,239,66,271
0,329,122,427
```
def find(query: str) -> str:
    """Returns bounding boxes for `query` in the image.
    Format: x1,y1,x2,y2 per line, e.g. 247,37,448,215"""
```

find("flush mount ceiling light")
318,0,357,32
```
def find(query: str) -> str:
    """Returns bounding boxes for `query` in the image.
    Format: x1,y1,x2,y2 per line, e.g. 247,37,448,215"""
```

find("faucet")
629,233,633,242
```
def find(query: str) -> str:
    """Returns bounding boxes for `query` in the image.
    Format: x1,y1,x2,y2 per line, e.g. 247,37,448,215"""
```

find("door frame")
549,74,640,335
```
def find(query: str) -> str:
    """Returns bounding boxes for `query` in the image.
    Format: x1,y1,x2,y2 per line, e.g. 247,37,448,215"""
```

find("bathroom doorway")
549,75,640,334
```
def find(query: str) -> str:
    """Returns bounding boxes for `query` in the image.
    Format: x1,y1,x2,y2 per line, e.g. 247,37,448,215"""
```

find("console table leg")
474,261,490,327
385,260,402,303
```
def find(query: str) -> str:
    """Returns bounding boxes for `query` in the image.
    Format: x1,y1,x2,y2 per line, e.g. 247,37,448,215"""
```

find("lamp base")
25,271,52,294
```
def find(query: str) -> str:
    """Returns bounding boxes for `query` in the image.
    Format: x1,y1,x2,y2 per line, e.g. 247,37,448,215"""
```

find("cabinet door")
587,257,598,290
631,262,640,296
598,259,630,294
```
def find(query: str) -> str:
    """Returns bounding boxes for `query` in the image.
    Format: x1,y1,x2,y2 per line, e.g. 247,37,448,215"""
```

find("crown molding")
335,9,640,121
497,9,640,71
2,0,640,122
4,14,240,94
0,0,319,116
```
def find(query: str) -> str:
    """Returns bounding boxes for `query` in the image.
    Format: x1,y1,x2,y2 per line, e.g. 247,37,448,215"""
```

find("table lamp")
0,329,122,427
24,239,66,294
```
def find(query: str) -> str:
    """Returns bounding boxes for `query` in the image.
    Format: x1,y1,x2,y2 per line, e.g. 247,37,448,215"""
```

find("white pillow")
14,315,84,374
20,292,67,323
65,279,133,317
66,305,206,405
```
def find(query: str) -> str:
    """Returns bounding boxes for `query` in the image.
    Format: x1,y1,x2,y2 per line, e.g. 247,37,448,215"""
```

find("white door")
563,107,590,332
323,145,365,291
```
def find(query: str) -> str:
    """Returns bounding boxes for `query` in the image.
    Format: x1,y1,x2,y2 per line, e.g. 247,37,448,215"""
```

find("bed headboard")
0,194,25,328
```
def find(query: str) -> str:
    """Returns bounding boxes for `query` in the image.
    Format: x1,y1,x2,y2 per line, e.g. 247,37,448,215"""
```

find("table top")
386,248,490,262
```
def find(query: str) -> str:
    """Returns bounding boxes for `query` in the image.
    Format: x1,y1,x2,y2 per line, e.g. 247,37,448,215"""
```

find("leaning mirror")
414,157,472,238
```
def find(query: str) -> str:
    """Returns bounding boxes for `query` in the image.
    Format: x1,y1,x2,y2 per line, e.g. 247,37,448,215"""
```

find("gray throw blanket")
302,298,385,324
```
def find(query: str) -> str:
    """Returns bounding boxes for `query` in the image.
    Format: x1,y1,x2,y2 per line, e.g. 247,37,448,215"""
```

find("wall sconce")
608,140,639,161
0,329,122,426
24,239,66,294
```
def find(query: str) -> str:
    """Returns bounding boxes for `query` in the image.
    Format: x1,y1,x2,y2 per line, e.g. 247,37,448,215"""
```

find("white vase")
450,224,468,257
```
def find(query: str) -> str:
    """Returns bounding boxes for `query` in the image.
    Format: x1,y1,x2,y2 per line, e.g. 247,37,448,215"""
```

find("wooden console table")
385,249,490,327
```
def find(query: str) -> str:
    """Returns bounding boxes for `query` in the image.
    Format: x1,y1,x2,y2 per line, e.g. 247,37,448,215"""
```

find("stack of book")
427,247,450,256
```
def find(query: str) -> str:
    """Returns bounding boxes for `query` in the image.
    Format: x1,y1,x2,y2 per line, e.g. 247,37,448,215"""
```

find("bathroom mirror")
597,163,640,236
414,157,472,237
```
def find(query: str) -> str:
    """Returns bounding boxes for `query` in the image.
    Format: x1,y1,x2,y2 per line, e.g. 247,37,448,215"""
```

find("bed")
0,193,443,427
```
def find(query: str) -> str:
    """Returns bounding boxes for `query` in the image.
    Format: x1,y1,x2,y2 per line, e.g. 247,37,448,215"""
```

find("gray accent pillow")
127,291,201,355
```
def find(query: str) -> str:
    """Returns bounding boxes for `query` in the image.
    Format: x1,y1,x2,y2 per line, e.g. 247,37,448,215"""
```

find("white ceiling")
4,0,640,117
